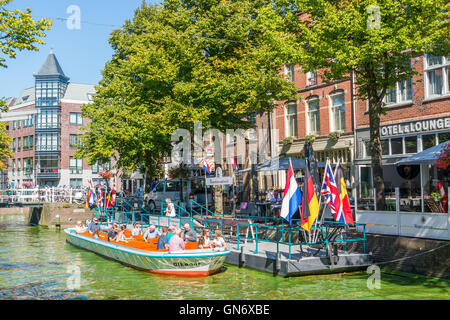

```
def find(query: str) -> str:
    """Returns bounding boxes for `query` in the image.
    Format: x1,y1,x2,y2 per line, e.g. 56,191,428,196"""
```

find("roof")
34,50,69,79
13,87,35,106
62,83,96,102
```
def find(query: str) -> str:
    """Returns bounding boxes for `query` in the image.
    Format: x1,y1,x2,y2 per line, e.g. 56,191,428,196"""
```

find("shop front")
354,116,450,240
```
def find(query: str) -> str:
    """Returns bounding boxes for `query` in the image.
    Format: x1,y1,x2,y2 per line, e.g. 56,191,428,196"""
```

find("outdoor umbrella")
396,140,450,166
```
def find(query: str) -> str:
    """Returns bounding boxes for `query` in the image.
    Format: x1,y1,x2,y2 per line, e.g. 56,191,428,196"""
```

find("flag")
437,180,447,213
231,157,238,172
321,161,344,223
111,182,117,206
280,160,302,225
86,189,90,208
301,160,320,231
335,163,354,226
97,185,104,207
87,179,96,207
202,158,215,174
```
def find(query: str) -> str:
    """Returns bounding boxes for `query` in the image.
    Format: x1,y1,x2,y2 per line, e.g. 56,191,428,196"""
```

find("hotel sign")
381,117,450,137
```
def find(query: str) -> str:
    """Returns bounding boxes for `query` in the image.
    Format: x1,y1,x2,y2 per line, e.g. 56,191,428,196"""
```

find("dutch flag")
280,160,302,225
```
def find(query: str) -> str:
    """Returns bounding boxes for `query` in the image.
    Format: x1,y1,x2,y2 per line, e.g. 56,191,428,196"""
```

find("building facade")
6,50,115,189
273,64,356,191
354,54,450,212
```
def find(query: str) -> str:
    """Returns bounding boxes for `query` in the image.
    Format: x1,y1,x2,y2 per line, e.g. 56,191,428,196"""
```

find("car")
146,178,214,215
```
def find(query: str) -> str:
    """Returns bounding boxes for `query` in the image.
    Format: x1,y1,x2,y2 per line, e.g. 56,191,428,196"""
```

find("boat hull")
64,228,230,277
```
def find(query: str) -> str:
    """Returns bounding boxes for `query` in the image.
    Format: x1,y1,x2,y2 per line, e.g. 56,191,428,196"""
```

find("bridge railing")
0,187,87,204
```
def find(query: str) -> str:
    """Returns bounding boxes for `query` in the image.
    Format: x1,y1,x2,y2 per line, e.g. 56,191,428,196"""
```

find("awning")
396,140,449,166
238,157,327,173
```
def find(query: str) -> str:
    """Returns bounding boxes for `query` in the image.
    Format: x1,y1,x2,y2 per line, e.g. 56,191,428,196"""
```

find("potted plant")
282,136,294,145
329,131,340,143
304,135,316,144
430,192,442,202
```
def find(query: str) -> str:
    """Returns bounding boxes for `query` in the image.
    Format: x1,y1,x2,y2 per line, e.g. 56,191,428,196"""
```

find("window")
70,178,83,188
12,120,16,130
166,181,181,192
92,161,111,174
405,136,418,154
17,137,21,152
307,71,317,86
391,138,403,155
69,134,81,149
37,156,59,174
69,157,83,174
331,93,346,132
12,160,15,175
381,140,390,156
285,64,295,82
425,54,450,98
155,181,165,192
422,134,437,150
23,158,33,175
12,138,15,152
307,98,320,135
285,102,298,138
69,113,83,125
384,78,413,105
438,132,450,144
36,110,59,129
36,133,58,151
17,158,21,173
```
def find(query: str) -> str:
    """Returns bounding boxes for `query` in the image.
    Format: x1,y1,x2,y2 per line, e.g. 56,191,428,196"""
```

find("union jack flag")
321,161,344,223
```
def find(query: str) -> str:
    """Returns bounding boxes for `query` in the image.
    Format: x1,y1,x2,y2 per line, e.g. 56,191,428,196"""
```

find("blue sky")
0,0,159,99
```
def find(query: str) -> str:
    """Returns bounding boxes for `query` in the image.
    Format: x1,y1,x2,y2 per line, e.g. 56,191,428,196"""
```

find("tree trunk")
368,95,386,211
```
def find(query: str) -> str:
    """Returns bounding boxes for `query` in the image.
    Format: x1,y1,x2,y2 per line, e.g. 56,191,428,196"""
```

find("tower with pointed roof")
33,47,69,186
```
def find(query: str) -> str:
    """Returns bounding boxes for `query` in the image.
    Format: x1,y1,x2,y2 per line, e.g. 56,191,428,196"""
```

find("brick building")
272,64,356,190
354,54,450,211
5,49,116,189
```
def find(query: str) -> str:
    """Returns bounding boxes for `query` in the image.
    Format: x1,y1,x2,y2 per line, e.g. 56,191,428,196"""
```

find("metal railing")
0,187,87,204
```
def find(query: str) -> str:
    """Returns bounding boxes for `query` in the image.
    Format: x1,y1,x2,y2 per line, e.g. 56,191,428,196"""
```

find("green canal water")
0,214,448,300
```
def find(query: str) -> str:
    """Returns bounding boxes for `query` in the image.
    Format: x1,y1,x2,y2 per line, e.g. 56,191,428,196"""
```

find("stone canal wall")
0,204,94,228
349,232,450,279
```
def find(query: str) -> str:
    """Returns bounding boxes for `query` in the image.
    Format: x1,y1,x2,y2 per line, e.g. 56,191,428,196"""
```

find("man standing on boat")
164,198,176,217
183,223,198,242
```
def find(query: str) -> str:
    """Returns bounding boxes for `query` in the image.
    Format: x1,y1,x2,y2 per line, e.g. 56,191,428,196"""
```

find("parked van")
146,177,214,214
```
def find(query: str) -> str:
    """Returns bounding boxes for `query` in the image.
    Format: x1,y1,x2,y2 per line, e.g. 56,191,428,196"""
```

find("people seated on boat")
198,228,211,249
164,198,176,217
168,228,185,252
166,225,176,242
117,225,129,243
143,225,161,241
75,221,87,234
93,227,100,239
157,226,169,250
212,230,227,250
183,223,198,242
87,217,101,234
131,223,141,237
108,225,119,242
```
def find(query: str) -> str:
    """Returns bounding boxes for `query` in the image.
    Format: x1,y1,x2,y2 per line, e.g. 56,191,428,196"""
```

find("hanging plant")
436,142,450,171
329,131,340,143
99,170,114,179
283,136,294,145
304,135,316,144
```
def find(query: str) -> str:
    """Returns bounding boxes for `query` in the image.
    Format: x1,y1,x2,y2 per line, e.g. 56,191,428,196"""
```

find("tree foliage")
0,0,51,170
282,0,449,209
77,0,298,175
0,0,52,68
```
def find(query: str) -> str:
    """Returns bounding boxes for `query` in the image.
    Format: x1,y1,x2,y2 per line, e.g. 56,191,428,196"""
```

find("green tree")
283,0,449,210
77,0,297,180
0,0,52,169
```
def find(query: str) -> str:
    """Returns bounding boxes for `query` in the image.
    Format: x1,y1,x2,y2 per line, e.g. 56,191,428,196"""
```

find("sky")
0,0,159,99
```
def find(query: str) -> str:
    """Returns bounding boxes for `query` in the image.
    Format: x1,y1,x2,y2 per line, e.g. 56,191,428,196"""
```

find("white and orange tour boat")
64,227,230,277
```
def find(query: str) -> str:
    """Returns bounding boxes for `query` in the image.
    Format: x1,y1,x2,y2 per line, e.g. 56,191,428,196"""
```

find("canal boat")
64,228,230,277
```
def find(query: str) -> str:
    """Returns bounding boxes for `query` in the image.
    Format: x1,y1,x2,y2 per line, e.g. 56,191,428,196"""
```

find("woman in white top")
199,228,211,248
212,230,227,249
164,198,176,217
75,221,87,234
131,223,141,236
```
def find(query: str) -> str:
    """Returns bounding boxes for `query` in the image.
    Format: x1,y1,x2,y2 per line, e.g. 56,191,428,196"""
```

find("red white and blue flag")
321,161,344,223
231,157,238,172
202,158,215,174
280,160,302,225
97,185,104,207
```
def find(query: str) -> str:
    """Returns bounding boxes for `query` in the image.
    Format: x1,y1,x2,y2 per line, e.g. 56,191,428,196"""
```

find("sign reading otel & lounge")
381,116,450,137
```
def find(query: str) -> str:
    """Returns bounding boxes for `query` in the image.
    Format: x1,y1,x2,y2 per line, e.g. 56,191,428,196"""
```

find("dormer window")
306,71,317,86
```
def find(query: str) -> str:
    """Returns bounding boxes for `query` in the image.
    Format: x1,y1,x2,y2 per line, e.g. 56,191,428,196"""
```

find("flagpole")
312,158,329,243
